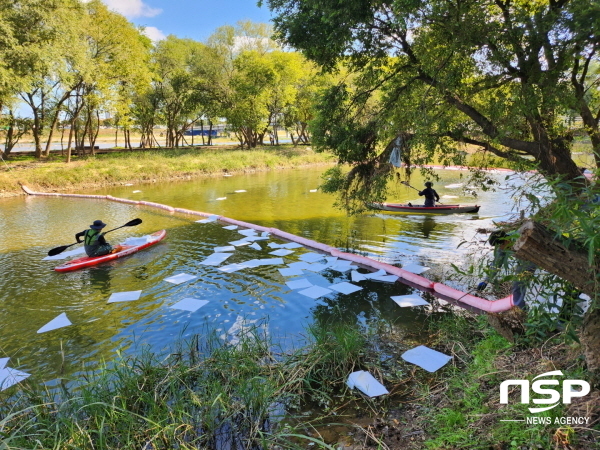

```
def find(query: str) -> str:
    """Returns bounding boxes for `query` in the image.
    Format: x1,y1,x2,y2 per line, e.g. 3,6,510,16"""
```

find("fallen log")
512,220,596,298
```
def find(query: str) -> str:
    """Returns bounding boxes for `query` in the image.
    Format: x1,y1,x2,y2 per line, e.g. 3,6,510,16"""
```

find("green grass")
0,145,335,195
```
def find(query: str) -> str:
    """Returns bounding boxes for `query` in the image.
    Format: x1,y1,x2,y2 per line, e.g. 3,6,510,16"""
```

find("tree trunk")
512,220,596,298
512,219,599,375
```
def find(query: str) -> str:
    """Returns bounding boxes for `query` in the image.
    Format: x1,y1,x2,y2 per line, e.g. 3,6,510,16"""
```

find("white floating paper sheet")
223,225,238,230
196,215,219,223
219,263,251,273
444,183,463,189
199,253,233,266
325,257,338,264
280,242,303,249
234,190,247,193
133,190,142,193
363,269,386,279
309,189,318,192
347,370,388,397
285,278,313,290
304,263,328,272
278,267,305,277
329,282,363,295
288,261,312,270
268,242,282,248
255,258,284,266
249,242,262,250
43,247,86,261
299,252,325,263
170,298,209,312
401,345,452,373
351,271,368,282
298,285,333,299
216,197,227,201
442,195,459,199
229,239,251,247
402,264,430,274
164,273,197,285
215,245,236,253
372,275,399,283
239,259,261,268
329,262,356,272
269,249,294,257
0,358,9,370
242,236,269,242
238,229,258,237
37,313,72,333
261,231,270,237
391,294,430,308
108,290,143,303
0,367,31,391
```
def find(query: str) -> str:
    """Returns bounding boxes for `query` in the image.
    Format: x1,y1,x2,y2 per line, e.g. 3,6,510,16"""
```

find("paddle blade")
125,218,142,227
48,244,73,256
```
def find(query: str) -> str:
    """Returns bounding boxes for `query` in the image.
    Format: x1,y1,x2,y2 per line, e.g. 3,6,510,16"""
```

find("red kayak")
371,203,480,214
54,230,166,273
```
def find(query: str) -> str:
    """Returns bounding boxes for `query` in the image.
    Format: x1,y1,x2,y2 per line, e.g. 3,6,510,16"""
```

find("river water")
0,167,524,389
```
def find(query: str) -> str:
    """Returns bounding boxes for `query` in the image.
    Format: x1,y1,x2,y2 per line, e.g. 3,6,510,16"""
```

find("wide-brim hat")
90,220,107,230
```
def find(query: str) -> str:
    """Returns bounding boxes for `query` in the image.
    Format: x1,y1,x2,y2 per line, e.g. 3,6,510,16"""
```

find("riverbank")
3,309,596,449
0,144,335,197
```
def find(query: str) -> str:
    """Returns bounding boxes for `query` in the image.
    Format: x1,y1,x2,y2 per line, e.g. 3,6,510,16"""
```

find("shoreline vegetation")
0,144,336,197
3,312,597,449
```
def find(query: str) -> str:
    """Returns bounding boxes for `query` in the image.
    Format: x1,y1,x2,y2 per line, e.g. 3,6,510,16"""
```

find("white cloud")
103,0,162,18
142,26,166,42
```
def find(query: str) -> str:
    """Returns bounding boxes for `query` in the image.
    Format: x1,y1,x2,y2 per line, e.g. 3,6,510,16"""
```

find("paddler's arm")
75,231,85,243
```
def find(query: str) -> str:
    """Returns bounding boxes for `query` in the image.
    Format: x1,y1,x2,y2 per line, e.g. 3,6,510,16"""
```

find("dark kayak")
371,203,480,214
54,230,166,272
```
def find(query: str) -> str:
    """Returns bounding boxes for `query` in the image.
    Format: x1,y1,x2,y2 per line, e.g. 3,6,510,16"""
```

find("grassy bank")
0,145,335,196
2,310,598,449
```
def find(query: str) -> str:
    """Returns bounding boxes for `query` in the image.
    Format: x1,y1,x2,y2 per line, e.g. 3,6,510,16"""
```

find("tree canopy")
264,0,600,210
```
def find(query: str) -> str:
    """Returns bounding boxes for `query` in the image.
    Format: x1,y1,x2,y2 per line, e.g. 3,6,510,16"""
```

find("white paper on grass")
329,282,363,295
37,313,72,333
351,271,368,282
269,249,294,257
363,269,386,279
249,242,261,250
304,263,328,272
278,267,305,277
0,367,31,391
108,290,143,303
170,298,209,312
401,345,452,373
223,225,238,230
215,246,236,253
164,273,197,285
199,253,233,266
298,285,333,299
372,275,399,283
228,239,251,247
402,264,430,274
391,294,430,307
299,252,325,263
280,242,302,249
347,370,389,397
0,358,9,370
285,278,313,290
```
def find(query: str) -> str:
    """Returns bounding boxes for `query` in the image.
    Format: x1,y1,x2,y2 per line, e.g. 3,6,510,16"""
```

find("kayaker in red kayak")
418,182,440,207
75,220,113,257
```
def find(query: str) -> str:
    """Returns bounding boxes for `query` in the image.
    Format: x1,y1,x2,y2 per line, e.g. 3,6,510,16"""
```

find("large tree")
264,0,599,208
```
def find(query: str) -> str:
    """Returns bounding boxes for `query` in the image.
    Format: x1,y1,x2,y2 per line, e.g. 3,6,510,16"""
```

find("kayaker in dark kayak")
75,220,113,257
418,182,440,207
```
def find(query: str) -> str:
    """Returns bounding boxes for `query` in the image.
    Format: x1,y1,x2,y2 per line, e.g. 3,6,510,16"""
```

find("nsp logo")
500,370,590,413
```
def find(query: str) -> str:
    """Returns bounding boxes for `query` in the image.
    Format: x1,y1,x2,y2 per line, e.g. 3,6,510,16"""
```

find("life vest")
83,229,103,255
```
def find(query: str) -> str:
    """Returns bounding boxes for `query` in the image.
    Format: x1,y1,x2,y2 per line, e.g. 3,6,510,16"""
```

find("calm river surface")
0,167,525,389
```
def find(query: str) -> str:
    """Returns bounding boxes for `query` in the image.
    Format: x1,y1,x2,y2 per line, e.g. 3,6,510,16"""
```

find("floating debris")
297,285,332,299
401,263,430,274
285,278,313,290
347,370,388,397
329,282,362,295
391,294,430,307
107,290,143,303
401,345,452,372
163,273,197,285
170,298,209,312
37,313,72,333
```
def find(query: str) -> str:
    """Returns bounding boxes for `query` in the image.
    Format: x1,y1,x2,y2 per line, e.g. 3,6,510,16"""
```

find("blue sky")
102,0,274,42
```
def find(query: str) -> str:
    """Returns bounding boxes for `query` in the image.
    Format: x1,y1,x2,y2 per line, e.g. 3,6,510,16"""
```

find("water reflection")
0,167,525,388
